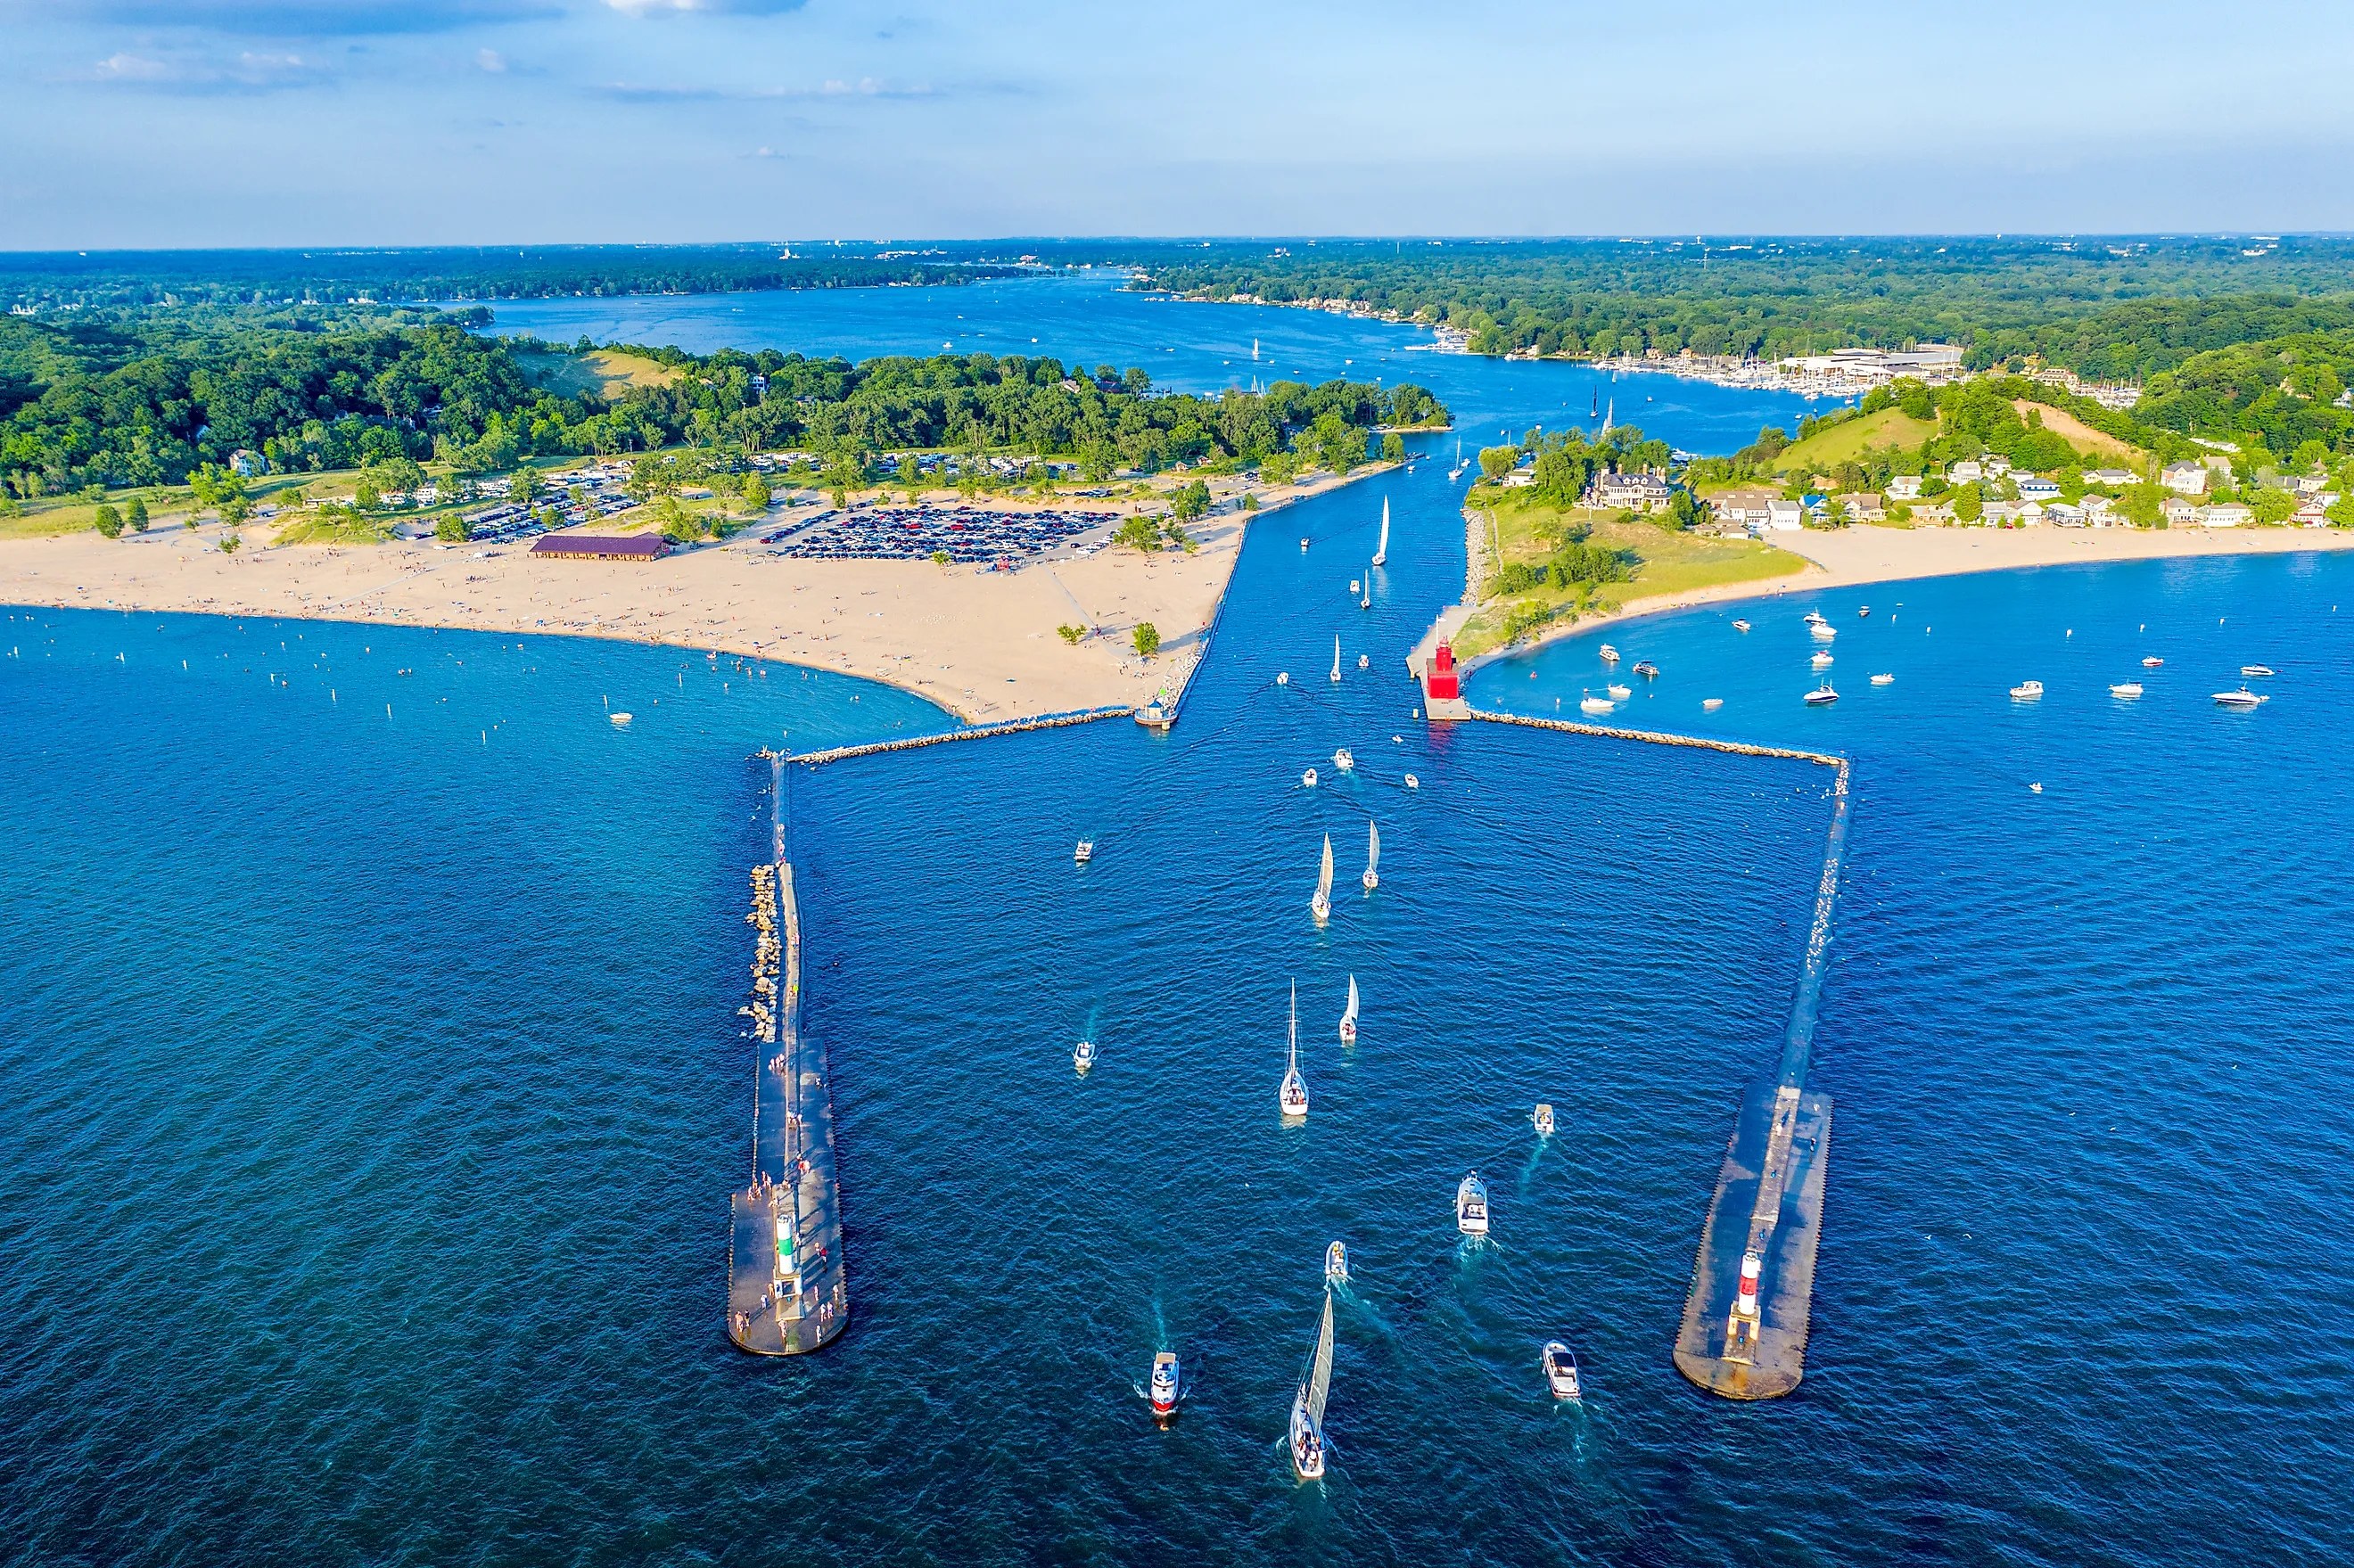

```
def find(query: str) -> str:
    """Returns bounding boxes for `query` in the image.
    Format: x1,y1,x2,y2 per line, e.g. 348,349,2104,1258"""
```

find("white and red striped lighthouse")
1735,1252,1764,1318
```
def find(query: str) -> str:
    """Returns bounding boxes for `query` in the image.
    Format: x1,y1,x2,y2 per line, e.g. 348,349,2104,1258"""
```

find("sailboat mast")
1307,1291,1336,1424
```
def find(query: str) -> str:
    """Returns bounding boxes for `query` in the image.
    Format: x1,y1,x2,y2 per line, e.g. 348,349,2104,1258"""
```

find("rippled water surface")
5,283,2350,1567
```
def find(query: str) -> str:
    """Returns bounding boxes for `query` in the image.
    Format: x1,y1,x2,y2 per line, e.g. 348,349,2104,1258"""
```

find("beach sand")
0,470,1384,723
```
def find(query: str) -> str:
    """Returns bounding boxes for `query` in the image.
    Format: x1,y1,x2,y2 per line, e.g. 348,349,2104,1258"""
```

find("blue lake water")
5,283,2350,1566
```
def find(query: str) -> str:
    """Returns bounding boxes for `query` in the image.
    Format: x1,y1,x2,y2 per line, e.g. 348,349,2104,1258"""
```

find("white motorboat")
1338,973,1359,1045
2010,680,2044,700
1607,682,1633,700
1150,1351,1180,1419
1280,982,1310,1118
1403,773,1420,790
2142,656,2164,668
1532,1103,1555,1137
1302,768,1318,788
1732,619,1751,632
1333,748,1354,772
1300,538,1310,551
1357,653,1369,669
1542,1341,1583,1400
1456,1171,1491,1236
1074,1038,1098,1071
2214,687,2267,708
1598,644,1620,662
1804,682,1839,706
1811,651,1833,669
1632,660,1659,678
610,711,632,726
1371,497,1390,566
2110,682,2144,698
2242,664,2276,677
1811,623,1838,641
1325,1241,1349,1285
1581,694,1614,716
1361,822,1379,891
1074,840,1094,864
1288,1291,1335,1482
1803,610,1826,626
1329,636,1342,683
1311,834,1334,924
1350,579,1361,596
1870,673,1894,685
1702,697,1724,710
1857,605,1871,618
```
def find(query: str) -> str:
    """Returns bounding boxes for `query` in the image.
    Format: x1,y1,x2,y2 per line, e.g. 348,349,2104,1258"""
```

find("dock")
726,754,849,1355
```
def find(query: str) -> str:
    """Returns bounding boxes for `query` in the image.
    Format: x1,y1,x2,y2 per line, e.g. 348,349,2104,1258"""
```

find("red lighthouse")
1424,641,1461,701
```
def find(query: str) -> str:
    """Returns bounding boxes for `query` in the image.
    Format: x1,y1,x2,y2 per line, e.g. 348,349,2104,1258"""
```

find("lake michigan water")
4,277,2349,1566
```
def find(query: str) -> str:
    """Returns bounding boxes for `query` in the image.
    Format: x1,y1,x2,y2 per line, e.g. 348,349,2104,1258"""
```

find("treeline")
0,246,1027,314
0,308,1444,498
1135,237,2354,379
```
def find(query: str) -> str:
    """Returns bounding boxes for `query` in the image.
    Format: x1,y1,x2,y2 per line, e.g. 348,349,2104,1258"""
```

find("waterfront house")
2201,503,2252,527
1766,498,1804,531
1715,488,1780,530
1983,455,2013,478
1832,491,1885,521
2017,476,2060,501
1886,474,1923,499
2086,467,2137,488
1595,472,1670,512
2044,501,2085,527
2080,494,2117,525
2161,496,2202,525
2016,501,2045,526
1981,501,2021,526
2161,461,2210,495
530,534,672,561
1949,459,1984,484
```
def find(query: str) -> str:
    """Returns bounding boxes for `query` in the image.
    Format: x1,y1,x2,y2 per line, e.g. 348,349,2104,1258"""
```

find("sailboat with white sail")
1310,834,1334,924
1288,1290,1336,1482
1371,497,1389,566
1338,974,1359,1045
1361,821,1379,891
1280,982,1309,1118
1329,636,1342,683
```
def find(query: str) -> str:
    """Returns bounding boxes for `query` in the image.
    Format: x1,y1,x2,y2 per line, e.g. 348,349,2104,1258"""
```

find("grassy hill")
513,348,681,400
1771,406,1938,474
2011,399,2147,466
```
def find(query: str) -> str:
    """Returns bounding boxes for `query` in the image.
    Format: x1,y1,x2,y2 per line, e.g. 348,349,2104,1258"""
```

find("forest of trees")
0,304,1444,498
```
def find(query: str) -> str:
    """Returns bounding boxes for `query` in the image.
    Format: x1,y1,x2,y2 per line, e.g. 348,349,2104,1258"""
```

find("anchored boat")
1333,748,1354,773
1150,1351,1180,1419
1403,773,1420,790
2142,656,2164,668
1581,693,1614,716
1599,644,1620,662
1361,822,1379,891
1805,681,1839,706
1288,1291,1336,1482
1280,982,1310,1118
1338,973,1359,1045
1074,840,1094,864
2242,664,2276,677
1311,834,1334,923
1732,620,1752,633
1633,660,1659,678
1457,1171,1491,1235
2214,687,2267,708
1870,673,1894,685
2110,682,2144,698
2010,680,2044,700
1302,767,1318,788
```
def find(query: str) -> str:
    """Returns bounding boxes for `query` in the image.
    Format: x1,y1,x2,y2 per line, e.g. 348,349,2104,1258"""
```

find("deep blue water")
6,283,2350,1566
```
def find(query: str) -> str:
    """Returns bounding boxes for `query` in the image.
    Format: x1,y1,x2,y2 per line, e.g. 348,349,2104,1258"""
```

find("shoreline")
1450,522,2354,677
2,464,1397,725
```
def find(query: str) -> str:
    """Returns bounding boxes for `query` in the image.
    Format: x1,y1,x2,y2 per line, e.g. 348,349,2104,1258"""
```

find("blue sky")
4,0,2350,249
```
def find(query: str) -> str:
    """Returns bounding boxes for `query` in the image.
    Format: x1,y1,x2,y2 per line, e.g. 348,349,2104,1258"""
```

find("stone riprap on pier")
1465,706,1852,1400
726,757,848,1355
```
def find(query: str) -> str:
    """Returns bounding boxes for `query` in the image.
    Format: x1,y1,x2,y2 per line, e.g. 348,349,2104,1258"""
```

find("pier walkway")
1465,706,1852,1400
794,705,1131,768
726,754,849,1355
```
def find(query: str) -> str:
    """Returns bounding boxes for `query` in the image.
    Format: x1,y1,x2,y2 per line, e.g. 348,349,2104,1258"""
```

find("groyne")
1463,705,1852,1400
725,754,849,1355
792,705,1131,768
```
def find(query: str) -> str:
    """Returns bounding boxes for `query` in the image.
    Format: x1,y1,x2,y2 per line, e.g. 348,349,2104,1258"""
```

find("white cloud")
478,47,506,71
603,0,810,14
95,52,172,80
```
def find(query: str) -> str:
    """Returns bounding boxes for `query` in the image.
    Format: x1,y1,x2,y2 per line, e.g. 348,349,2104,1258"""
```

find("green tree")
1478,445,1519,483
353,477,383,511
1057,623,1084,644
902,455,926,502
511,464,542,507
1950,483,1985,522
94,504,123,538
1240,492,1260,512
932,549,950,567
1079,439,1117,483
2119,482,2166,527
1115,514,1163,552
126,496,150,531
2249,485,2296,525
218,531,242,554
742,475,772,514
1132,622,1161,656
2327,494,2354,528
1169,480,1211,521
1380,432,1406,464
436,513,471,542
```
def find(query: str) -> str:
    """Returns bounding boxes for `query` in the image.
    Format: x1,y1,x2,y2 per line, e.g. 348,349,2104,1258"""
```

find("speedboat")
1403,773,1420,790
1350,579,1361,595
1607,683,1632,700
1325,1241,1349,1285
1598,644,1620,662
1811,622,1838,641
1532,1103,1555,1137
2109,682,2144,698
1332,749,1354,772
1732,620,1752,632
1804,682,1839,706
1857,606,1871,617
2010,680,2044,700
610,712,632,725
1300,538,1310,551
1803,610,1826,625
1811,651,1833,669
1357,653,1369,669
1456,1171,1491,1235
2142,656,2164,668
1074,1038,1098,1071
1870,673,1894,685
1581,695,1614,716
1074,840,1094,864
1632,660,1659,678
1702,697,1724,710
1302,768,1317,788
1150,1351,1180,1419
2214,687,2267,708
1542,1342,1583,1400
2242,664,2276,677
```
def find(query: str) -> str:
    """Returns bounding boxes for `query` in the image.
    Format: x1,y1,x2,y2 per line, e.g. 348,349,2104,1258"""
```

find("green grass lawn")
1453,490,1808,657
1771,406,1939,475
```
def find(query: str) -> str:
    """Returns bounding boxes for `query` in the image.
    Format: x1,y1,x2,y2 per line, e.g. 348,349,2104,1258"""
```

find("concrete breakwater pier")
726,754,848,1355
793,705,1132,769
1464,708,1852,1400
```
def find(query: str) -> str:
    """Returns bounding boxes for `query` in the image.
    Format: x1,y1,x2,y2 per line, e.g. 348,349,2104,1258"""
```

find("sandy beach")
0,469,1389,724
1455,522,2354,673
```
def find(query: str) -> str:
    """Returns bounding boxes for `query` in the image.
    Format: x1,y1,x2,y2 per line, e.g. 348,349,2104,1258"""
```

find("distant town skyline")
3,0,2350,249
